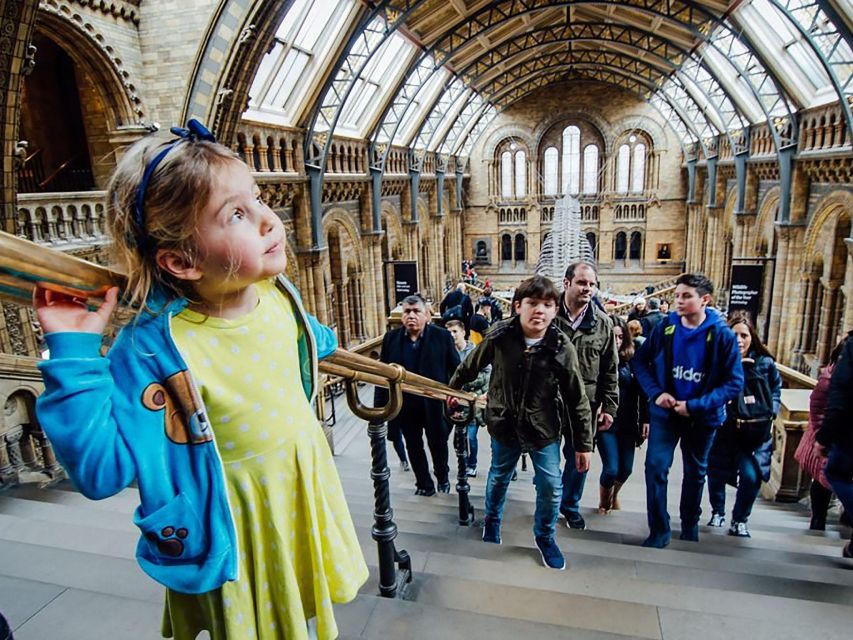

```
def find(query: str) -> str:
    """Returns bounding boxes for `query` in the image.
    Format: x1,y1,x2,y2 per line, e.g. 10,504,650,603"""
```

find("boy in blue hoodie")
632,274,744,548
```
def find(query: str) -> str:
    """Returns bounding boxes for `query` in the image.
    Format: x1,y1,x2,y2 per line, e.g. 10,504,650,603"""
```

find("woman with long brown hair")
596,315,649,514
706,315,782,537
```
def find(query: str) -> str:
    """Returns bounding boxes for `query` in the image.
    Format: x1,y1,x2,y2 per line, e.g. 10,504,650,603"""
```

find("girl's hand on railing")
34,285,118,335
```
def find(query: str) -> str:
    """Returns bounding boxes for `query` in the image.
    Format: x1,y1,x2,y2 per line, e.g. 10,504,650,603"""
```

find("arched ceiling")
237,0,852,175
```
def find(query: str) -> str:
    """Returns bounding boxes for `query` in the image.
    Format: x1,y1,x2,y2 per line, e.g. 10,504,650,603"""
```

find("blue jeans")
708,451,761,523
485,438,562,538
645,418,717,536
826,446,853,521
561,436,587,514
466,424,478,469
597,430,636,488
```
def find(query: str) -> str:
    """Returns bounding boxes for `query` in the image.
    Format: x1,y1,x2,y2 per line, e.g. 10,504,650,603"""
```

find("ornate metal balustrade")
15,192,109,247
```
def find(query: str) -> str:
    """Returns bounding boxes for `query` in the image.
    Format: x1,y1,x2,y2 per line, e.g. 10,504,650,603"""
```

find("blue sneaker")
534,536,566,570
482,517,501,544
641,531,672,548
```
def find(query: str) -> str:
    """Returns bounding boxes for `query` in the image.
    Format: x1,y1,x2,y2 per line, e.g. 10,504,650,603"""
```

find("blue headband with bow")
132,119,216,250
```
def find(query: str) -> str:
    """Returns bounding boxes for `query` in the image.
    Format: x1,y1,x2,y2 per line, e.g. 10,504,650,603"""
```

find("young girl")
596,316,648,514
706,315,782,538
33,122,368,639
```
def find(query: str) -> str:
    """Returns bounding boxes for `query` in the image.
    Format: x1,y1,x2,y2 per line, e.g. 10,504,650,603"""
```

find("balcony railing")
15,192,108,246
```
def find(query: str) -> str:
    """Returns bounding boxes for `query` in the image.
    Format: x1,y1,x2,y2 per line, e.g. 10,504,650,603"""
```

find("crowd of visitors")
382,265,853,568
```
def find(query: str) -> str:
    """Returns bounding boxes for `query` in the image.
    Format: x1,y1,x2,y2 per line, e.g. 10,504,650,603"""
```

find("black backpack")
441,304,465,325
731,357,775,451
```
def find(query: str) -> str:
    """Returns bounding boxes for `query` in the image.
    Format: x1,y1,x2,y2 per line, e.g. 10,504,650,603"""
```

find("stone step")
336,592,640,640
410,552,853,636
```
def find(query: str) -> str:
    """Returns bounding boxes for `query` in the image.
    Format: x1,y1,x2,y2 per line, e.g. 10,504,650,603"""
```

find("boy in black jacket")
449,276,592,570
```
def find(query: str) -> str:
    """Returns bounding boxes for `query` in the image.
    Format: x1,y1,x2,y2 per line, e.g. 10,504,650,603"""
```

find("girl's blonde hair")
107,134,240,312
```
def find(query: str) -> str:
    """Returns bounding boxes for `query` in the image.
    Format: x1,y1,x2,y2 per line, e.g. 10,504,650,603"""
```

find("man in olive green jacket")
557,261,620,530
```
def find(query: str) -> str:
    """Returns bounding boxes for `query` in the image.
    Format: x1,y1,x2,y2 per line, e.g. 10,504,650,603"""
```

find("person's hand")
475,393,488,409
446,396,467,421
655,392,677,409
34,286,119,336
813,441,829,460
598,412,613,431
673,400,691,417
575,451,592,473
641,423,650,440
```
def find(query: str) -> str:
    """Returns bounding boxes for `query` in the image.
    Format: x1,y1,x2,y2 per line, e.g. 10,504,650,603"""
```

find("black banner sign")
728,264,764,320
390,261,418,305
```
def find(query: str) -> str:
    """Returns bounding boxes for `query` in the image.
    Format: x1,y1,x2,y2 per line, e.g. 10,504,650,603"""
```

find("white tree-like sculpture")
536,194,595,282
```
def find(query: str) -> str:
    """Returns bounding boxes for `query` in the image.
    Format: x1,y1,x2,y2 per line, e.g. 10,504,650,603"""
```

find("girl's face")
193,161,287,297
732,322,752,357
613,325,624,349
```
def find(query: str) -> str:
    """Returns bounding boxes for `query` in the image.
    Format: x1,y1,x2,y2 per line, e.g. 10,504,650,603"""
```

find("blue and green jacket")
35,275,337,594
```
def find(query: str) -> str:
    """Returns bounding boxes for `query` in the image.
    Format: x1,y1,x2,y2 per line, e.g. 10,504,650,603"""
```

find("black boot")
809,480,831,531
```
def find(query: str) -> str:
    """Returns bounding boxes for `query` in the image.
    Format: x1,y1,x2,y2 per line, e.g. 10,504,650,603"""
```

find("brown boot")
598,485,614,515
611,481,624,511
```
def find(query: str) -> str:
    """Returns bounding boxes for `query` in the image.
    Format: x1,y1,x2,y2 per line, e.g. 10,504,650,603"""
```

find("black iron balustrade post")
446,401,476,526
367,419,412,598
452,420,474,525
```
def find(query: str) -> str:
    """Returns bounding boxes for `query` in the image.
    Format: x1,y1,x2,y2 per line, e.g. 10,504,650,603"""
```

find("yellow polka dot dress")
162,280,368,640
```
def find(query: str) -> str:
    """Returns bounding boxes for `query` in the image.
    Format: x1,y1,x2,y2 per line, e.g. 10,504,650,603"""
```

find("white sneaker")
707,513,725,527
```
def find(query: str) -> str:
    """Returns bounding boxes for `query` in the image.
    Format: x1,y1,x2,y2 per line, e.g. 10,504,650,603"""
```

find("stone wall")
464,80,686,292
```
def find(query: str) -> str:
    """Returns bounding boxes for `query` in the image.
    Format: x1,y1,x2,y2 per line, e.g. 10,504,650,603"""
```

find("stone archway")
36,4,146,127
1,0,40,234
801,192,853,365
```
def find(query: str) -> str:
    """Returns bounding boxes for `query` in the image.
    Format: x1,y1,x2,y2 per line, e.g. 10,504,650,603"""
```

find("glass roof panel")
246,0,353,126
393,66,449,146
336,24,412,134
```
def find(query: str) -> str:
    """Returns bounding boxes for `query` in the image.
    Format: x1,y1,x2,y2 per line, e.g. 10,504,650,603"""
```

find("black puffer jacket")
449,317,593,451
610,360,649,444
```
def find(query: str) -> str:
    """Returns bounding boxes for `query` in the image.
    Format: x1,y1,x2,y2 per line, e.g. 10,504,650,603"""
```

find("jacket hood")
666,306,726,335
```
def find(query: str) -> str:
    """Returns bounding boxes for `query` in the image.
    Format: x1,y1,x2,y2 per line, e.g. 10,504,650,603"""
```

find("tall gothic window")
561,126,580,195
514,150,526,198
500,151,513,200
631,144,646,193
616,144,631,194
514,234,526,261
501,234,512,260
615,231,627,260
630,231,642,259
582,145,599,194
543,146,558,195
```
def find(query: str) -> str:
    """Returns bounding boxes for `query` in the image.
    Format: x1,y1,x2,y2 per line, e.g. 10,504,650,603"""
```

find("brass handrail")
0,230,477,413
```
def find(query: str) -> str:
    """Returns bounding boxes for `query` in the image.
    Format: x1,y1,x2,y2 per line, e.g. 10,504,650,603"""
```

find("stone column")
775,225,806,363
816,280,841,364
844,238,853,333
767,224,792,355
795,274,817,358
5,427,25,474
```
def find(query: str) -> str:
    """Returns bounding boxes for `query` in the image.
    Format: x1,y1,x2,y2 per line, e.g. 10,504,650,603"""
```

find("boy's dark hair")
675,273,714,297
564,261,598,282
514,275,561,305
